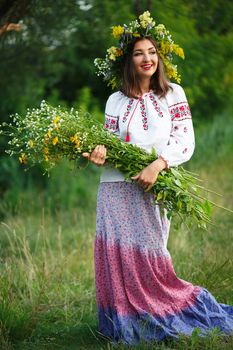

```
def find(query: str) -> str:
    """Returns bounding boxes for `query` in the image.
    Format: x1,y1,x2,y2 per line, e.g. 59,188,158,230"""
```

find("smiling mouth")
141,64,153,70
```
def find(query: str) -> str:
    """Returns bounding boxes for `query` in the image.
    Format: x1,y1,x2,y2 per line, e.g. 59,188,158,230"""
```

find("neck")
138,77,151,95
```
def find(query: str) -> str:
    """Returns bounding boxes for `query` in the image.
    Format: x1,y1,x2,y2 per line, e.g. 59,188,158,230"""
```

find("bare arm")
131,157,167,191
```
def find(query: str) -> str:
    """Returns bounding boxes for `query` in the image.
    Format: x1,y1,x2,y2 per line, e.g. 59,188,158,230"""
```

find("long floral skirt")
94,182,233,345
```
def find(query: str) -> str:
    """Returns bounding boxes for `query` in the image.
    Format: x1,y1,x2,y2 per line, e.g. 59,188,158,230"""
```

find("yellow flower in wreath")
107,46,123,61
111,25,124,38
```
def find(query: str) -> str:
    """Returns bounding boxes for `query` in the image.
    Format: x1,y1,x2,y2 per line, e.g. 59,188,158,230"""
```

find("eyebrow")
133,47,156,53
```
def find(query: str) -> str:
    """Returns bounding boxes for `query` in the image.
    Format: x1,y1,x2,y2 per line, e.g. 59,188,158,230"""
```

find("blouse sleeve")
104,92,120,137
159,85,195,168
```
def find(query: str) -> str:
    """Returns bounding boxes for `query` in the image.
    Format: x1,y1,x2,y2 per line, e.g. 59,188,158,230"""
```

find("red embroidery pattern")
169,102,191,121
149,93,163,117
140,98,148,130
123,98,134,123
105,114,118,131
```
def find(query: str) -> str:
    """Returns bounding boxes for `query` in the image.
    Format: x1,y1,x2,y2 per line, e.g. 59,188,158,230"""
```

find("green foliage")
192,110,233,168
0,0,233,121
0,160,99,219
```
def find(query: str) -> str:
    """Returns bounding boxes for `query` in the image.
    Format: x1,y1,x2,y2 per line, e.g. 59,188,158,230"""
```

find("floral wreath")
94,11,185,89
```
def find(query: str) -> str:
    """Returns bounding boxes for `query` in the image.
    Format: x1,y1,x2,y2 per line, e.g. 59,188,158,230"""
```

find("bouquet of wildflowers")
2,101,217,228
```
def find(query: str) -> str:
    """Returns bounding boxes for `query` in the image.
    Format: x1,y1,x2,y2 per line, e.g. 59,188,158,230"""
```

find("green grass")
0,114,233,349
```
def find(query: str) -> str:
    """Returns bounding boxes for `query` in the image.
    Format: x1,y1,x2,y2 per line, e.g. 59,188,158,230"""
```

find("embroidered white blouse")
100,82,195,183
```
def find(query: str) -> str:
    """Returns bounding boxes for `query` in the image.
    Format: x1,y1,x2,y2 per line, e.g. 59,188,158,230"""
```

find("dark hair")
120,37,171,99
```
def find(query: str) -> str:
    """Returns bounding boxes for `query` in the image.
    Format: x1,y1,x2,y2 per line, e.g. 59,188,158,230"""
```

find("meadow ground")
0,116,233,349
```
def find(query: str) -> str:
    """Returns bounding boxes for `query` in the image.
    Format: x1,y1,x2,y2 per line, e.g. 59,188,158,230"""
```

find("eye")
133,52,142,56
149,51,157,55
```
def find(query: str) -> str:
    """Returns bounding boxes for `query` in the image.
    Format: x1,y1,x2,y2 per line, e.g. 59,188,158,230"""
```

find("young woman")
83,16,233,346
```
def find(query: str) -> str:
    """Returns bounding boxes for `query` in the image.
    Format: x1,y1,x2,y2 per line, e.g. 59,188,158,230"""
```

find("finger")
92,145,105,159
92,156,106,165
145,184,153,192
101,145,107,157
141,181,152,190
131,174,140,180
90,153,105,163
137,178,147,186
93,160,105,166
100,145,107,157
82,152,90,158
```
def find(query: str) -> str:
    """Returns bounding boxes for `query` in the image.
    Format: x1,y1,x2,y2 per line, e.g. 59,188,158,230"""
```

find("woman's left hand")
131,158,167,192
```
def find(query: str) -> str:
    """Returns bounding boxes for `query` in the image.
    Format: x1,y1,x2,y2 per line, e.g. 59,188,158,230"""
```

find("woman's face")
132,39,158,79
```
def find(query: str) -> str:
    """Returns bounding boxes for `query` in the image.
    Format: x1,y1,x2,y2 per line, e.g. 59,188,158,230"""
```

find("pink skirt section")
94,182,233,345
95,235,200,317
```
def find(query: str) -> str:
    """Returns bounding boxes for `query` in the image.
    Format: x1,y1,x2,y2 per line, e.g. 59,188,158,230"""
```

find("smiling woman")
84,11,233,347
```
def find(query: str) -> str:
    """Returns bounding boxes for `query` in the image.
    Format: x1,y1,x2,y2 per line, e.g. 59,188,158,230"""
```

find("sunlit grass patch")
0,209,98,349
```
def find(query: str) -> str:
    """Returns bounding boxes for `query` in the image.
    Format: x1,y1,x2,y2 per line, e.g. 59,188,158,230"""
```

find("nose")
143,53,150,62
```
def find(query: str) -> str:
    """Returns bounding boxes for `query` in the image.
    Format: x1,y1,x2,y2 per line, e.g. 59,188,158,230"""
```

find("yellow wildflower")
112,25,124,38
139,11,155,29
44,147,49,154
52,136,58,146
53,115,60,124
108,77,117,89
116,48,123,56
43,147,49,162
19,153,27,164
70,134,80,147
172,44,185,59
165,63,181,83
107,46,123,61
133,32,141,37
47,130,51,138
28,139,34,147
160,41,171,55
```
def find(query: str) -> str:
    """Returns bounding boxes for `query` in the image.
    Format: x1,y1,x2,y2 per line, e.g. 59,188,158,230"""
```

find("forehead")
133,39,155,51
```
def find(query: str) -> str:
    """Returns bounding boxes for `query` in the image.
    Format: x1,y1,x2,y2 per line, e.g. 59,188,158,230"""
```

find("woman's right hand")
82,145,107,166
